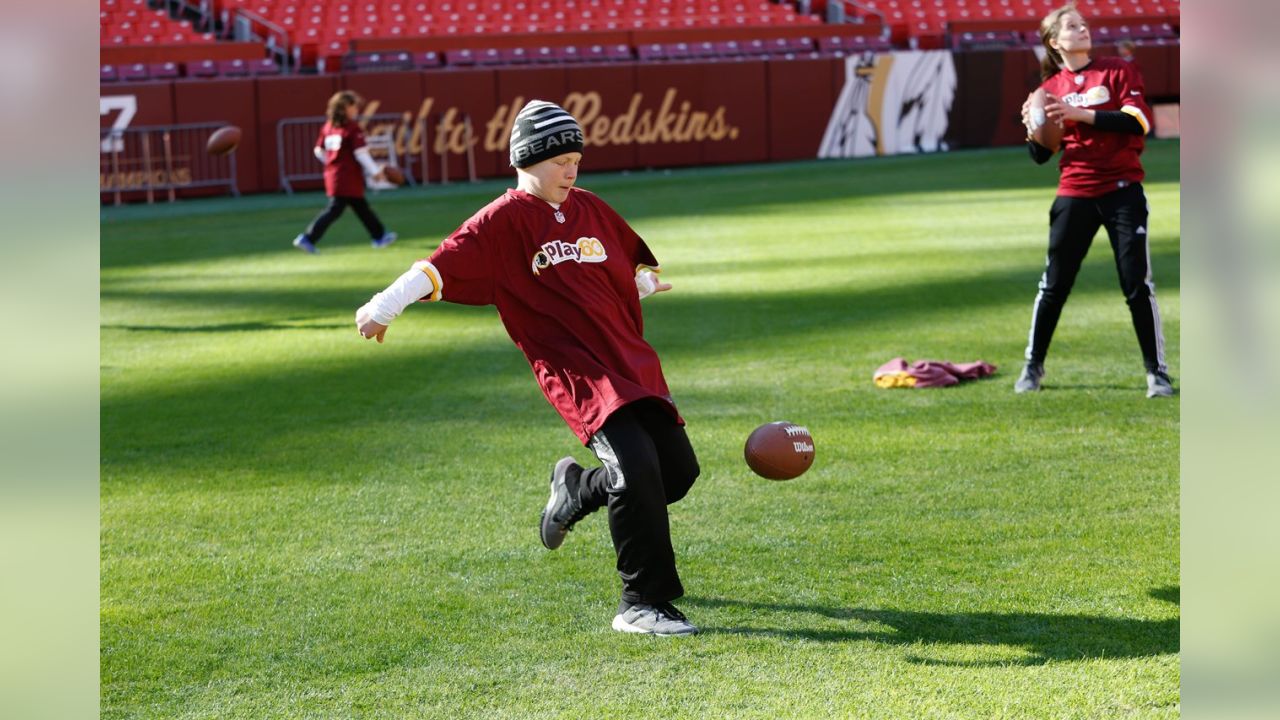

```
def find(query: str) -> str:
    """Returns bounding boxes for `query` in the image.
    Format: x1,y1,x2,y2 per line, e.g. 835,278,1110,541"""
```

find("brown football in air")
382,165,406,185
744,421,815,480
205,125,241,156
1029,88,1063,153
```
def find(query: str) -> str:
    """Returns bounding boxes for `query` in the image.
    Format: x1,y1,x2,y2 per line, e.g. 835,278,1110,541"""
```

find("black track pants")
1023,182,1167,374
571,399,700,605
304,195,386,244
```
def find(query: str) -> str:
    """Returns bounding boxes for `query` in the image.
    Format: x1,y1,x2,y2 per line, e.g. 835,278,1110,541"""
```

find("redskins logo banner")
819,50,958,158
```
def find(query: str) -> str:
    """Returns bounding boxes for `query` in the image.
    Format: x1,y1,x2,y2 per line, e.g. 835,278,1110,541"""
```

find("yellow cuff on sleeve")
414,261,444,302
1121,105,1151,135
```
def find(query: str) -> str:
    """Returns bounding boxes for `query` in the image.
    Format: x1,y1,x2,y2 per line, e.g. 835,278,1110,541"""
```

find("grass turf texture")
102,142,1180,718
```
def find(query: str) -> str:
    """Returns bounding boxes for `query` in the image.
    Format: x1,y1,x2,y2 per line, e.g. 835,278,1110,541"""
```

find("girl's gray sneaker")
1014,363,1044,393
1146,371,1174,398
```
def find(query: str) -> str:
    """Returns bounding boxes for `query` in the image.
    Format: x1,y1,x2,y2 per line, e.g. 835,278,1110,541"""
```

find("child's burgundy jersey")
315,120,367,198
1041,56,1152,198
422,187,678,444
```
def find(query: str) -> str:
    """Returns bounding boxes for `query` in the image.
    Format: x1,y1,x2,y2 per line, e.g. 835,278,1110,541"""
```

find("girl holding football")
1016,4,1173,397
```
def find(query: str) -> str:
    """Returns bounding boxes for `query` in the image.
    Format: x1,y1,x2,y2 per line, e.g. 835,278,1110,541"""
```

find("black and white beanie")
509,100,584,168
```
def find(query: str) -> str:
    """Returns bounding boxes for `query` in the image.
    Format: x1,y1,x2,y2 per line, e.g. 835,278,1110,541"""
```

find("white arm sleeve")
313,146,326,163
353,146,381,176
363,263,435,325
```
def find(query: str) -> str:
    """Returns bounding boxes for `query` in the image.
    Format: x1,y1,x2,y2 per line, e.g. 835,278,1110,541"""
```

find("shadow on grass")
104,320,348,333
100,243,1180,359
1041,383,1146,392
99,241,1180,481
684,595,1179,665
100,142,1181,270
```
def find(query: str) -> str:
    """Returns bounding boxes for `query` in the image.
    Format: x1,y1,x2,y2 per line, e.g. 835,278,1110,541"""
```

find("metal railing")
231,9,290,68
277,113,479,194
277,113,412,194
364,133,406,194
100,121,239,205
832,0,891,40
277,116,326,194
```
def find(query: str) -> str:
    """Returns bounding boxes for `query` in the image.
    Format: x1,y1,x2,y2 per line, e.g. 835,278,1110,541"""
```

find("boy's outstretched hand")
635,269,672,299
355,306,388,343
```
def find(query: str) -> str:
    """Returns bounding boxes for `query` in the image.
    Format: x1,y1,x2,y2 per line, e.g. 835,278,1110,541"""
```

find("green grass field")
101,142,1180,718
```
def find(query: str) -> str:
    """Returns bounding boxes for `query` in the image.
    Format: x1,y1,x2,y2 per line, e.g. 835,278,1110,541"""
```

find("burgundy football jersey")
1041,56,1152,198
315,120,367,198
420,187,679,444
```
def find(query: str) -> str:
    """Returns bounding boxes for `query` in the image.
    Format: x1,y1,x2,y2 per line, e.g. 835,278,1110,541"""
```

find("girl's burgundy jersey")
422,187,679,444
1041,56,1152,198
315,120,367,198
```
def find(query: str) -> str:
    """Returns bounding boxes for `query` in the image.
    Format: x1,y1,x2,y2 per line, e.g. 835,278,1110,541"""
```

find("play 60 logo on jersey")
531,237,608,275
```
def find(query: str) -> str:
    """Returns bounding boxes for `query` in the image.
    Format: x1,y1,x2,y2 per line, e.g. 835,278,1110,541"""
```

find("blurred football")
382,165,406,185
205,125,241,156
744,421,815,481
1028,88,1063,153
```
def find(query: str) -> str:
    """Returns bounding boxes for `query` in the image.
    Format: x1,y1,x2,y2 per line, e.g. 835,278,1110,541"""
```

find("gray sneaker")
372,231,397,248
1014,362,1044,393
612,602,699,636
539,457,587,550
1146,371,1174,398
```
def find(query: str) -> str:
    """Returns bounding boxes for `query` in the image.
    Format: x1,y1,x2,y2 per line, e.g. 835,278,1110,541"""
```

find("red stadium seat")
188,59,218,77
102,0,1177,73
101,0,218,47
445,48,476,65
117,62,147,81
293,41,319,66
760,36,790,53
501,47,532,64
687,40,718,58
636,42,665,60
217,58,251,76
714,39,743,56
414,50,443,67
528,45,558,63
556,45,583,62
321,39,347,58
250,57,282,75
148,61,180,79
604,42,633,61
474,47,502,64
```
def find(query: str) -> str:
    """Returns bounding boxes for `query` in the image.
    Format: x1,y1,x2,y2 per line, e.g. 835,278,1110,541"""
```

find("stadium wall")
100,44,1178,199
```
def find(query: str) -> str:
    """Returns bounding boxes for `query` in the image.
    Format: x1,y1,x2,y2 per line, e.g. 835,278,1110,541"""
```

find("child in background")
293,90,396,253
